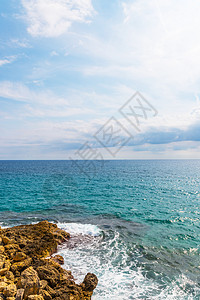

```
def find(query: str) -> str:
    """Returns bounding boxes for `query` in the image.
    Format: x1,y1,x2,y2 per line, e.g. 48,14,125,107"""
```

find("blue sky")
1,0,200,159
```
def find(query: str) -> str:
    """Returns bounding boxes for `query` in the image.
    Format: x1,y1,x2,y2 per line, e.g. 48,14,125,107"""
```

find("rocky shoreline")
0,221,98,300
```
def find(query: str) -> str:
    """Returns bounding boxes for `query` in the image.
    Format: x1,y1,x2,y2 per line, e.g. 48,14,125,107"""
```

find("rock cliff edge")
0,221,98,300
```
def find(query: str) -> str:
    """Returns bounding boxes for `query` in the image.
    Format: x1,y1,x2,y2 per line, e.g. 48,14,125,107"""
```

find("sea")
0,160,199,299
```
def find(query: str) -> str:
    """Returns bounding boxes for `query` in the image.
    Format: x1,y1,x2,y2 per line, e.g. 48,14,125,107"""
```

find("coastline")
0,221,98,300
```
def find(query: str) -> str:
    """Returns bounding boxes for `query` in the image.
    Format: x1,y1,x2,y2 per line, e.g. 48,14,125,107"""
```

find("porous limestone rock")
3,283,17,297
0,221,98,300
17,267,40,300
51,255,64,265
28,295,44,300
15,288,24,300
13,252,27,262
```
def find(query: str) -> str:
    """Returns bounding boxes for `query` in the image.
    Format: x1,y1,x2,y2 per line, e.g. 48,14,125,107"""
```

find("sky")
1,0,200,160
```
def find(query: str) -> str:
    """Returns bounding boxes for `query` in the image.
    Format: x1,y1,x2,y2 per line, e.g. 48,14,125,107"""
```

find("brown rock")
4,260,11,270
13,252,27,262
28,296,44,300
0,258,11,276
0,277,7,283
0,256,5,270
37,266,60,288
51,255,64,265
40,289,52,300
4,244,20,251
11,257,32,274
44,285,56,298
1,221,69,258
0,269,7,276
15,288,24,300
0,221,98,300
2,237,11,245
39,280,48,290
3,283,17,297
61,270,74,282
0,247,5,254
0,282,7,292
5,271,14,282
17,267,40,300
4,244,20,259
81,273,98,292
0,293,4,300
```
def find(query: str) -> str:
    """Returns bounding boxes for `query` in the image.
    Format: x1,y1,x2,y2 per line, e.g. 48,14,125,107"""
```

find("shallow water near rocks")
0,160,200,299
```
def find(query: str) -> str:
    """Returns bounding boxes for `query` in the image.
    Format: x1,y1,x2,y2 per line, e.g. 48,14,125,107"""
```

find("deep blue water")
0,160,200,299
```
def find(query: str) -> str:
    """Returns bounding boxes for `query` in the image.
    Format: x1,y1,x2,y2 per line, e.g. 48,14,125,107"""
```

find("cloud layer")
21,0,95,37
1,1,200,159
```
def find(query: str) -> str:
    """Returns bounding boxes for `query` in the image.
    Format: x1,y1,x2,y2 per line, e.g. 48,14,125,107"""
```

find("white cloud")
10,38,31,48
1,80,200,159
21,0,95,37
0,81,98,118
0,56,16,67
70,0,200,109
121,0,200,89
0,81,67,105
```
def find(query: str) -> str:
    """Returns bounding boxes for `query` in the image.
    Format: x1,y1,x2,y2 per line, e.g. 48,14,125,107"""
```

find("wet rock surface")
0,221,98,300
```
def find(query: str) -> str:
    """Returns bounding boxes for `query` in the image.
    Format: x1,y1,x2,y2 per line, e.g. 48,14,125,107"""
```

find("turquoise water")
0,160,200,299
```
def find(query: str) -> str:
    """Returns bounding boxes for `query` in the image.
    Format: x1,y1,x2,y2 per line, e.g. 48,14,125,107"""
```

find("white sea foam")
0,222,9,229
57,223,200,300
57,222,101,237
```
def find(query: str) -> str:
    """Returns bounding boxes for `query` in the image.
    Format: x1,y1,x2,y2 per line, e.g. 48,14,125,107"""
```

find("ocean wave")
56,222,102,237
57,224,200,300
0,222,9,229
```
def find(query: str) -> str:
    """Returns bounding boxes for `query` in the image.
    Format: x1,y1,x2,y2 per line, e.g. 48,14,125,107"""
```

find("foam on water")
57,222,200,300
0,222,9,229
57,222,101,237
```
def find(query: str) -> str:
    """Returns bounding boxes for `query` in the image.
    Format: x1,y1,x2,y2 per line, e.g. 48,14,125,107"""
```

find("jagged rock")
0,282,7,292
4,244,20,252
39,289,52,300
3,283,17,297
0,247,4,255
0,221,98,300
4,244,20,260
81,273,98,292
0,255,5,269
0,277,7,283
15,288,24,300
4,260,11,270
37,265,60,288
5,271,14,282
11,257,32,274
13,252,26,262
44,285,56,298
2,237,11,245
17,267,40,300
63,270,74,281
39,280,48,290
0,293,4,300
2,221,69,259
0,259,11,276
51,255,64,265
28,295,44,300
0,269,7,276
